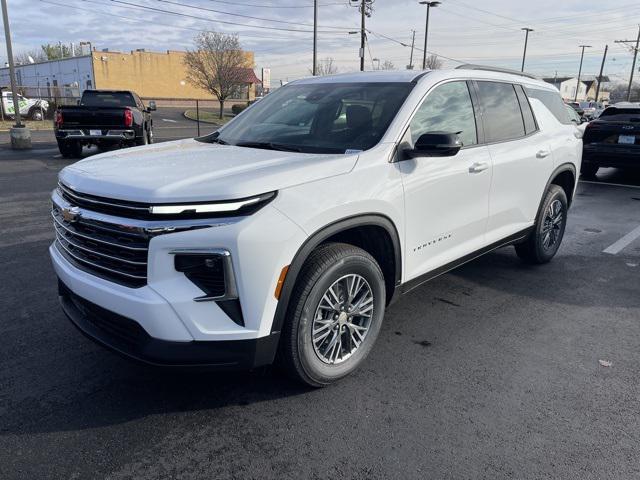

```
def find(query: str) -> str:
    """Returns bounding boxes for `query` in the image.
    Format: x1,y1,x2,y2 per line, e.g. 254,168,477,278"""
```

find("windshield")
81,91,136,108
203,82,415,154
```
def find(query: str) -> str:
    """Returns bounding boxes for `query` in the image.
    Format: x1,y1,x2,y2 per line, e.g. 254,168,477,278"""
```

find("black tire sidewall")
533,185,568,262
296,255,385,385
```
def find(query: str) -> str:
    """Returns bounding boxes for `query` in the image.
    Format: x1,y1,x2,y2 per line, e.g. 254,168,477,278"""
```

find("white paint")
603,225,640,255
161,118,177,123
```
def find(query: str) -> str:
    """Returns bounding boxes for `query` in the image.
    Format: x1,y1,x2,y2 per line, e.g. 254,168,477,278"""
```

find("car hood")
59,138,358,203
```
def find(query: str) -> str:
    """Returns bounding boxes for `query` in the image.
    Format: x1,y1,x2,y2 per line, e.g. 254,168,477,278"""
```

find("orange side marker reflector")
274,265,290,300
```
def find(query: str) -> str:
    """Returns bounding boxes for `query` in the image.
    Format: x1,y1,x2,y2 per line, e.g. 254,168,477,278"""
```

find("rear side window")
514,85,537,134
476,81,525,142
525,87,571,125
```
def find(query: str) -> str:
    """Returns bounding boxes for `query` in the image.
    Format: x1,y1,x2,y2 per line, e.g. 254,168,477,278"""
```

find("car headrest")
346,105,372,130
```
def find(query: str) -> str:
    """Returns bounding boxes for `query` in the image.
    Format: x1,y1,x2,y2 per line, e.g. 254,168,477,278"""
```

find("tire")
135,127,149,146
29,108,43,121
278,243,386,387
57,140,82,159
580,164,599,178
148,124,154,144
515,184,568,264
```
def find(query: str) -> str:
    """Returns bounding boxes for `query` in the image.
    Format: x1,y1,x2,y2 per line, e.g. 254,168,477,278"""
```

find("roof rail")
455,64,539,80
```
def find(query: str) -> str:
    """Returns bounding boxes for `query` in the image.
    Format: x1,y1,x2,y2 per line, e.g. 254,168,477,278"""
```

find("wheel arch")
548,163,577,207
270,214,402,334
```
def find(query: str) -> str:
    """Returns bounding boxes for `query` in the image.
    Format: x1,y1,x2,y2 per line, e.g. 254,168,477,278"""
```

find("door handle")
468,161,489,173
536,150,551,158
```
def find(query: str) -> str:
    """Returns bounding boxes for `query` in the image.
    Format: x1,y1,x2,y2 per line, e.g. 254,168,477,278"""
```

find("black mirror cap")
405,132,462,158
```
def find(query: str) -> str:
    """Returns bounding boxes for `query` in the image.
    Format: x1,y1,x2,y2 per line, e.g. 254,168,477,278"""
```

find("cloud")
1,0,638,84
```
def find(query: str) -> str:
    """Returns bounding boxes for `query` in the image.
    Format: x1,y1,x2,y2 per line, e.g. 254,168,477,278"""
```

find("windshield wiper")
235,141,302,152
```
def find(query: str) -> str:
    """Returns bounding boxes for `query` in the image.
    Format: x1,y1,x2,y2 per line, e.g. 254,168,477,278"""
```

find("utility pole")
408,30,416,70
521,28,533,72
575,45,591,102
1,0,31,148
420,1,440,70
360,0,365,71
615,26,640,102
312,0,318,75
595,45,608,103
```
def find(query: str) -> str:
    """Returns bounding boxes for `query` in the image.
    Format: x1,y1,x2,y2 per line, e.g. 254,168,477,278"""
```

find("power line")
205,0,347,8
154,0,353,30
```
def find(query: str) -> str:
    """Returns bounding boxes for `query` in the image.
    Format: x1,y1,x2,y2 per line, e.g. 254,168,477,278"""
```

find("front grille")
58,182,154,220
52,205,150,288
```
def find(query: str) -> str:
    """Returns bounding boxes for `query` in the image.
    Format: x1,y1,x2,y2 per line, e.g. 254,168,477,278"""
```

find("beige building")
1,48,260,102
92,49,259,100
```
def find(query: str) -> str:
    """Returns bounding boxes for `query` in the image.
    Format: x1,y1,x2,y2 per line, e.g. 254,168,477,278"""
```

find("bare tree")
424,54,443,70
309,57,338,76
379,60,395,70
184,32,252,119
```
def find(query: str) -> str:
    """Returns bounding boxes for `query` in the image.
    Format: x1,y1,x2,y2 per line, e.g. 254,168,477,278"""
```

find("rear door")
399,80,492,281
475,81,554,243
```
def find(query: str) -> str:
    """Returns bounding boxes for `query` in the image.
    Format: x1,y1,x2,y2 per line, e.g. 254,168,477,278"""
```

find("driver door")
398,80,492,283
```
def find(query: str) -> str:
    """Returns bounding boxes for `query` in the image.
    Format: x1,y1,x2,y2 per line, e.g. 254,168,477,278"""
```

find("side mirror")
147,100,157,111
405,132,462,158
76,99,80,105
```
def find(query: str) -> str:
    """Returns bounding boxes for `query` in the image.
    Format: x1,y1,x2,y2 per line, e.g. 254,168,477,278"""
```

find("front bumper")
583,144,640,168
59,279,280,368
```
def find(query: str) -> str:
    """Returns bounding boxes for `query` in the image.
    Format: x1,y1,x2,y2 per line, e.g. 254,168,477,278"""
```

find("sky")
1,0,639,86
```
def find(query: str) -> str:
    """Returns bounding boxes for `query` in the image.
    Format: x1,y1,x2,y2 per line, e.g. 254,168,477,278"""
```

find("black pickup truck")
54,90,155,158
582,104,640,177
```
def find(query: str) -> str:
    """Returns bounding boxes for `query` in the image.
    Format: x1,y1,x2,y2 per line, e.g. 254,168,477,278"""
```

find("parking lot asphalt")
0,142,639,480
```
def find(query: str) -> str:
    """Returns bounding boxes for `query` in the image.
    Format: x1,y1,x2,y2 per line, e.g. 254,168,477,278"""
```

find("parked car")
1,89,49,120
567,101,585,118
579,101,604,120
581,104,640,177
565,104,587,125
54,90,155,158
50,68,581,386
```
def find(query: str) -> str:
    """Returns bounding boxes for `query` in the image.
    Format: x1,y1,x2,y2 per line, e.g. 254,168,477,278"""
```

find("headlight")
149,191,276,217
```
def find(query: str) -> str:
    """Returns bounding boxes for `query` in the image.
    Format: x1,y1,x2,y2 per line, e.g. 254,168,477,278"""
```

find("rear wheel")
515,184,568,264
278,243,386,387
135,127,149,146
57,139,82,159
580,164,599,178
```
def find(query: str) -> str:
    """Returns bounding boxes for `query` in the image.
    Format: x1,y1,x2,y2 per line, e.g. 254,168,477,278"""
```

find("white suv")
50,67,581,386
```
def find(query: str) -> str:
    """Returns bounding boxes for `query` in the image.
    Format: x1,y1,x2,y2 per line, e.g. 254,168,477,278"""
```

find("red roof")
237,68,261,84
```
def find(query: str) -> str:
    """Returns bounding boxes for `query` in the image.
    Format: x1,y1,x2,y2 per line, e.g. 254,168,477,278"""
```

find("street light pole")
420,1,440,70
360,0,366,71
575,45,591,103
1,0,31,149
521,27,533,72
312,0,318,75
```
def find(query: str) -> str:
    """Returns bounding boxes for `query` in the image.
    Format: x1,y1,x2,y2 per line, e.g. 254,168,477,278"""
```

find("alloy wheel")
542,199,563,250
312,274,374,365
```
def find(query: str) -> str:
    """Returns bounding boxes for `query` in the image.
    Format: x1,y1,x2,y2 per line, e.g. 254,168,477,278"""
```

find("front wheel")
515,184,568,264
278,243,386,387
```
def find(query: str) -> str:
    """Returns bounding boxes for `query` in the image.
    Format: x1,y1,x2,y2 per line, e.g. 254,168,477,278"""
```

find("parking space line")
580,180,640,190
603,225,640,255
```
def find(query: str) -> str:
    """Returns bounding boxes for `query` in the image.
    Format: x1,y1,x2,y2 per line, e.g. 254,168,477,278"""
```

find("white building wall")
559,78,588,102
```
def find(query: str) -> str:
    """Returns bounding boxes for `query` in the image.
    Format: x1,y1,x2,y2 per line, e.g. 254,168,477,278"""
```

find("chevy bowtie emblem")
622,125,634,130
61,206,81,223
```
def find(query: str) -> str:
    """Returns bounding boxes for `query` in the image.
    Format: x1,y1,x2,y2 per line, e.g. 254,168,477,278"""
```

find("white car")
50,67,581,386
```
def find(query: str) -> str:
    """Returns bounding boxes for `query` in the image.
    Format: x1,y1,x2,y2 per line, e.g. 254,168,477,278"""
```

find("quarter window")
476,81,525,142
409,81,478,147
526,87,572,125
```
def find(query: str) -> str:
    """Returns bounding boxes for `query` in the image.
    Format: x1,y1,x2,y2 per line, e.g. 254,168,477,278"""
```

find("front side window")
409,81,477,147
476,81,525,142
207,82,414,154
